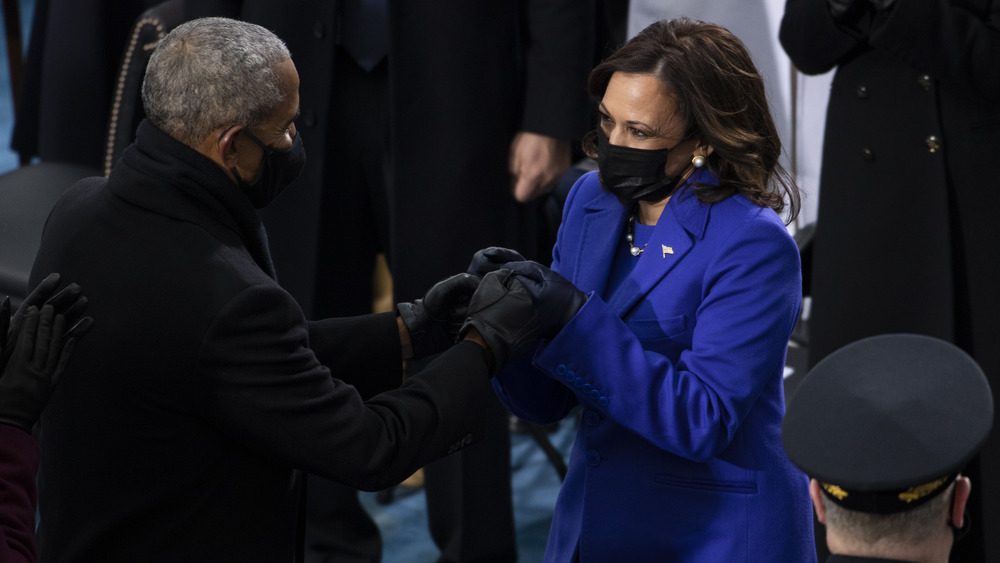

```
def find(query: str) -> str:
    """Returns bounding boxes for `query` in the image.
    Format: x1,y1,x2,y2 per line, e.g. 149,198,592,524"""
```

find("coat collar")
577,168,715,317
108,120,276,278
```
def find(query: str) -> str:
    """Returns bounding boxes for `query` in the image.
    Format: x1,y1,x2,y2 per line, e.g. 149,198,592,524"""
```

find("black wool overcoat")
780,1,1000,560
29,121,494,562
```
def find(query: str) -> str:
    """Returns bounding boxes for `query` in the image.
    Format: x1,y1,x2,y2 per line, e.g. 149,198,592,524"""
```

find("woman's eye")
629,127,648,139
598,116,614,135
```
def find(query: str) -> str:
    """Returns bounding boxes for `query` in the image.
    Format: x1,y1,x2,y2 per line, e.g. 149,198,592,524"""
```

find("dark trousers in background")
304,48,388,563
304,46,517,563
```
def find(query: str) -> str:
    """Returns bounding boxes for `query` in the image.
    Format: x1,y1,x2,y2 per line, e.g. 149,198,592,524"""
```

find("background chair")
0,0,183,306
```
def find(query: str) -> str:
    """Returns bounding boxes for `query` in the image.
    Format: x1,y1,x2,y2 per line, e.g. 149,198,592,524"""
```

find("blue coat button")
582,383,593,393
588,389,601,401
586,449,601,467
556,364,567,376
584,410,601,427
573,377,585,388
565,370,576,383
598,396,610,407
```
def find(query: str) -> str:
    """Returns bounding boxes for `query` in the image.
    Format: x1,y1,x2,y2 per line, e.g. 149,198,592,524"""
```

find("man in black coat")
182,3,596,561
779,1,1000,560
28,18,546,562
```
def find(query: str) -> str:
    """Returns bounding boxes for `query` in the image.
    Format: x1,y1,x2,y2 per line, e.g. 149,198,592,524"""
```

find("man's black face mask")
231,130,306,208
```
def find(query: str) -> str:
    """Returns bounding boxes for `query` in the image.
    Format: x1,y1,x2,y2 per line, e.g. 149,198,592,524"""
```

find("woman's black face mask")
231,130,306,209
596,127,683,208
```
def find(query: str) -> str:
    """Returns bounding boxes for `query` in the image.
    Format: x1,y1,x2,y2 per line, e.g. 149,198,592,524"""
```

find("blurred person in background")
780,1,1000,560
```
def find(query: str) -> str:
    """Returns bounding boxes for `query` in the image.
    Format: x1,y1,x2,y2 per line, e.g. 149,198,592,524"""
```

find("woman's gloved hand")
504,261,587,337
460,261,586,375
467,247,525,277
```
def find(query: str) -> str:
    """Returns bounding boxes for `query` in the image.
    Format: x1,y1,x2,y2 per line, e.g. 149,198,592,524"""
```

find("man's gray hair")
141,17,291,146
822,483,954,546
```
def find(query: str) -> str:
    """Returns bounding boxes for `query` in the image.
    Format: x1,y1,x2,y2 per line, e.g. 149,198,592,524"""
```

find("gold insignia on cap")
899,476,949,503
662,245,673,257
821,483,849,500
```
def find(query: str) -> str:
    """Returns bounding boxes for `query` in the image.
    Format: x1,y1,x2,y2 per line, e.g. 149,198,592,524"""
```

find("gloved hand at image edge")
397,273,481,360
0,300,94,433
467,246,525,277
1,272,89,367
459,261,586,376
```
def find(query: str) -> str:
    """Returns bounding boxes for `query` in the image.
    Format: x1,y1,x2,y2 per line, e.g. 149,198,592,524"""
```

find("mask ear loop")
222,126,271,187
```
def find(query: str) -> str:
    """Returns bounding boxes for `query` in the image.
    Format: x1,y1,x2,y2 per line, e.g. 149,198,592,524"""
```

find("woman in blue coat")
489,19,816,562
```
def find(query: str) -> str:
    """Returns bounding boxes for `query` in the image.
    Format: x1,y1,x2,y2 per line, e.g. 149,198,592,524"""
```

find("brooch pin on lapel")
662,244,674,258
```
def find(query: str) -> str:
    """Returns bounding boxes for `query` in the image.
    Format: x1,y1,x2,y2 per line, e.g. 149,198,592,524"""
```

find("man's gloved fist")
460,262,585,375
398,273,480,360
467,247,525,277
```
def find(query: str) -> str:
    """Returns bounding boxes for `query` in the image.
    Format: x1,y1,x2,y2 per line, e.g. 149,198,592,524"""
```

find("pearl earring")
692,155,706,168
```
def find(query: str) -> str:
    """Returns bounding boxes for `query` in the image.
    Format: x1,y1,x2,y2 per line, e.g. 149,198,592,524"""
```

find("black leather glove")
397,273,481,359
869,0,895,11
504,261,587,337
2,273,88,367
467,247,525,277
0,303,92,432
827,0,868,23
460,262,586,375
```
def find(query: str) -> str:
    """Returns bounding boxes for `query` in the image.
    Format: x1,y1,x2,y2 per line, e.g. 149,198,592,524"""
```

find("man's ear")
809,479,827,524
218,125,244,168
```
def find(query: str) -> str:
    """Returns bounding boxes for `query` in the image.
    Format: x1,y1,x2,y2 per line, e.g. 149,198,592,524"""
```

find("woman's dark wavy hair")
583,18,800,223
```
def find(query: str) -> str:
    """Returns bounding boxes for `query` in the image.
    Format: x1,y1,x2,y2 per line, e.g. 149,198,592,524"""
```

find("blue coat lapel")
607,206,696,317
574,194,626,299
573,170,714,319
